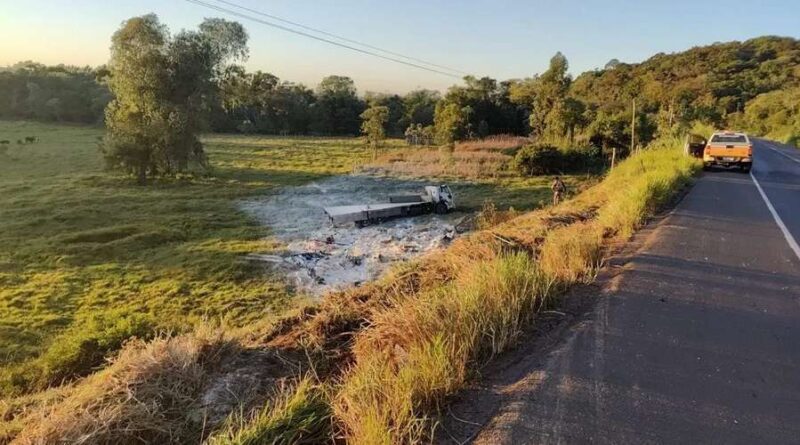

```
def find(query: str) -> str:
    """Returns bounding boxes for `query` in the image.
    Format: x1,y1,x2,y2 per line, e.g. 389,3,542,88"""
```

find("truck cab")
703,131,753,172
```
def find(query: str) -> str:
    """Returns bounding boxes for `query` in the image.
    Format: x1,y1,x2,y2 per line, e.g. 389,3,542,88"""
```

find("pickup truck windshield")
711,134,747,143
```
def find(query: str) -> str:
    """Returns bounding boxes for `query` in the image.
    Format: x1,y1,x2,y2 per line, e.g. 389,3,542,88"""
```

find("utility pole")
631,98,637,154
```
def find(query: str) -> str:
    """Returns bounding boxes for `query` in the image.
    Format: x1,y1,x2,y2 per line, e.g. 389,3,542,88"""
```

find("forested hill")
2,36,800,144
567,36,800,145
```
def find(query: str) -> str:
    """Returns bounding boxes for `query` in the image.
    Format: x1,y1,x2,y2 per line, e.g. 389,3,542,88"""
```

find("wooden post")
668,97,675,129
631,98,637,154
611,146,617,170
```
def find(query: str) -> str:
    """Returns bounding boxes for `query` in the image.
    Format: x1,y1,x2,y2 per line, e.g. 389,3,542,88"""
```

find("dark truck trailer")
323,185,455,227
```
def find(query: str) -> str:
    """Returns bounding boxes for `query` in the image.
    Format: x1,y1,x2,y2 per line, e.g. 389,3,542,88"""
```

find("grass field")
0,121,581,396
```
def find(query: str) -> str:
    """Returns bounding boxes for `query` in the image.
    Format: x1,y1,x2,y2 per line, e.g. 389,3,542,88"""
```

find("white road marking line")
750,171,800,262
761,141,800,165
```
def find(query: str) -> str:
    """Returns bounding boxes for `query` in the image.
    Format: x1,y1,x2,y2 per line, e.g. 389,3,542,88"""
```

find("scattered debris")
240,175,468,295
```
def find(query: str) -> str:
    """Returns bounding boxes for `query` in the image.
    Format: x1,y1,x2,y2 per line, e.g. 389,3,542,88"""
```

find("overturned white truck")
323,185,455,227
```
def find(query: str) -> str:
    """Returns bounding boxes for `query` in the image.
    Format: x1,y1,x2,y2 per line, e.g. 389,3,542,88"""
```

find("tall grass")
336,252,551,444
206,378,331,445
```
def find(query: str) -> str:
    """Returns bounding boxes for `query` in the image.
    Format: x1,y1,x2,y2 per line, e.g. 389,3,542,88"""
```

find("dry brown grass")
455,135,529,152
12,328,238,445
366,136,528,179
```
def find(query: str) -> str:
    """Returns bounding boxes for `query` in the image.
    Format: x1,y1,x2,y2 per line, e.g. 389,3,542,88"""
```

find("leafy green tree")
511,52,572,139
103,14,247,183
311,75,364,135
401,89,440,129
360,105,389,157
550,97,587,143
365,92,405,136
103,15,171,184
434,102,471,145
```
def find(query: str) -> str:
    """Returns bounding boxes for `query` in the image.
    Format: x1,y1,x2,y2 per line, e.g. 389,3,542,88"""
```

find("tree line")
0,61,440,138
2,14,800,182
0,62,111,124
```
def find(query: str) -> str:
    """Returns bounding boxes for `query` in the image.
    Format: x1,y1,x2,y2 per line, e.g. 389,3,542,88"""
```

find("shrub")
513,143,602,175
512,143,562,175
561,145,603,171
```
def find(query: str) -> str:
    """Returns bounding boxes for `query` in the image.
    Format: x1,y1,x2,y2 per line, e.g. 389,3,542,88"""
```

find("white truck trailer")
323,185,455,227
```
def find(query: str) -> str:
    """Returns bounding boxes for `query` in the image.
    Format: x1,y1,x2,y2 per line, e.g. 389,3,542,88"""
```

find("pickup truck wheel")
434,202,448,214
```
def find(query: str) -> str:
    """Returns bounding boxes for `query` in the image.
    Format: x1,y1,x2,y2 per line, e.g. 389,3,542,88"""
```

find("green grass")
0,121,406,394
0,121,579,396
207,378,332,445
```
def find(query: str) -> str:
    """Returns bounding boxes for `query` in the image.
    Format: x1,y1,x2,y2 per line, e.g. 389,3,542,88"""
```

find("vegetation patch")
206,378,332,445
11,328,239,444
333,144,699,443
0,122,402,396
2,141,698,444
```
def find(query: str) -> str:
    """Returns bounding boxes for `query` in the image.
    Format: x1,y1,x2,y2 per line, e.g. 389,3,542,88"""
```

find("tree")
434,102,471,145
551,97,587,143
102,14,247,184
102,15,171,184
531,52,572,138
604,58,621,70
311,75,364,135
401,89,440,129
365,92,404,136
360,105,389,158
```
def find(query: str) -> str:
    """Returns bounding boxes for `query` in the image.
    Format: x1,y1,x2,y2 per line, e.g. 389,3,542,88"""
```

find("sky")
2,0,799,94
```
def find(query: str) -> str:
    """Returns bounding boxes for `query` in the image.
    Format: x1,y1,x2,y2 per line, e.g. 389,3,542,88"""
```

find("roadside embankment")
7,146,699,445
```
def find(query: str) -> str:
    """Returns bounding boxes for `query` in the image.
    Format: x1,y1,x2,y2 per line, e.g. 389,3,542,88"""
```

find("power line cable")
182,0,464,78
210,0,469,75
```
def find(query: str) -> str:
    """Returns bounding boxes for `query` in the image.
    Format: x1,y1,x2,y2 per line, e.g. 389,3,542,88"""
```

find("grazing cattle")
24,136,38,143
0,140,10,145
17,139,24,144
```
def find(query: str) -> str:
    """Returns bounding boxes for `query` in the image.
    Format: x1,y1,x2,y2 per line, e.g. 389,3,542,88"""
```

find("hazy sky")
2,0,799,93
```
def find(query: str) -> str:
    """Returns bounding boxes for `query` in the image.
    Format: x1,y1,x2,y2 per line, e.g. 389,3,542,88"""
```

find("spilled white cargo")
239,175,467,296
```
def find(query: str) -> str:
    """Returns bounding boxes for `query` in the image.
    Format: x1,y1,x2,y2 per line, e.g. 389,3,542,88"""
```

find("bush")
512,143,602,175
562,145,603,171
512,143,562,175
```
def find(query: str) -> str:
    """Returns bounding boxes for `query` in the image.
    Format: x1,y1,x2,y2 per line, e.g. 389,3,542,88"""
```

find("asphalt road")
448,139,800,444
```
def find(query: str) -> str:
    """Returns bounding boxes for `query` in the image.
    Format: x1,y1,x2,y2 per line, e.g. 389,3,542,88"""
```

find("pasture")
0,121,586,395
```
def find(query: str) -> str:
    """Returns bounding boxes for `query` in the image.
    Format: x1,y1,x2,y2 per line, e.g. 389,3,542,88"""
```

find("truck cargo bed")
324,201,433,225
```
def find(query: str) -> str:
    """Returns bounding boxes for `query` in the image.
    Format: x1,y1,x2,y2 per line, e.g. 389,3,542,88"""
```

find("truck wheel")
741,165,751,173
434,202,448,214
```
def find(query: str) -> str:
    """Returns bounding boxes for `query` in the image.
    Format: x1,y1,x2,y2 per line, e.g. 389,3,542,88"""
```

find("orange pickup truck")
703,131,753,173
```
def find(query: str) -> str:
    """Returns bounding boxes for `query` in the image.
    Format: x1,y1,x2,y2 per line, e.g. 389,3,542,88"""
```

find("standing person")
551,176,566,205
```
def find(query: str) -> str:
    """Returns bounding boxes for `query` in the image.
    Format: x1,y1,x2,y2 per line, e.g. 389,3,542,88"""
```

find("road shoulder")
436,201,679,444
